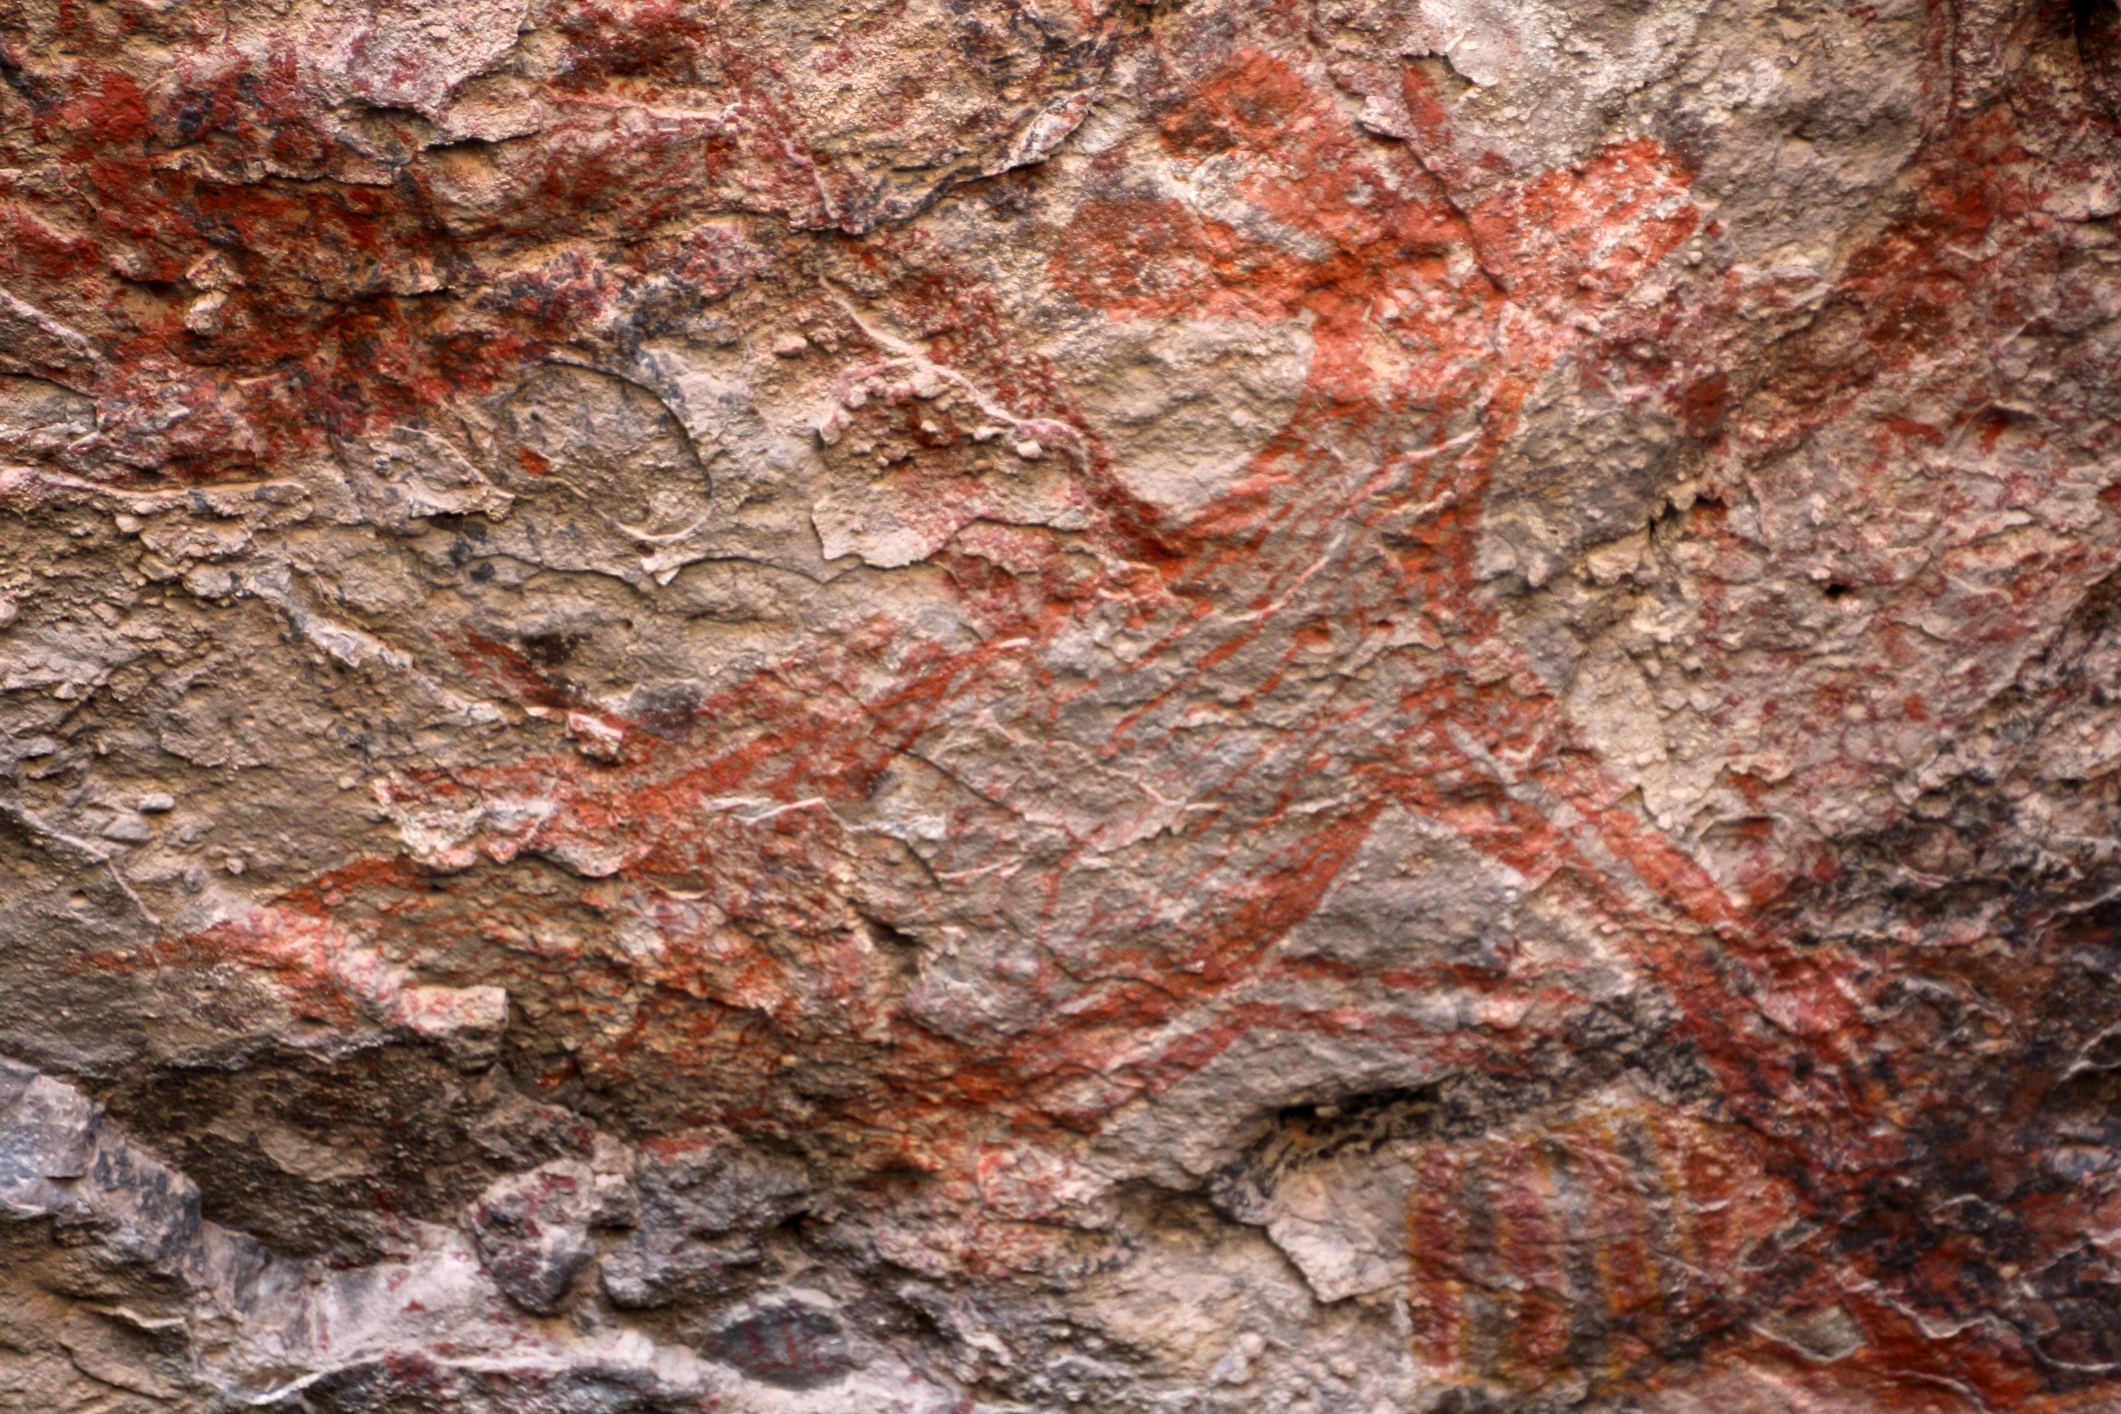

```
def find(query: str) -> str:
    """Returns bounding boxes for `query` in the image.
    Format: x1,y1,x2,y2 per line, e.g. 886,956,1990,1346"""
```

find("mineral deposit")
5,0,2121,1409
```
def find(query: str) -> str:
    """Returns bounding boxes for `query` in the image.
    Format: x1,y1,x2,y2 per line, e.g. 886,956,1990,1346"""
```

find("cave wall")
6,0,2121,1409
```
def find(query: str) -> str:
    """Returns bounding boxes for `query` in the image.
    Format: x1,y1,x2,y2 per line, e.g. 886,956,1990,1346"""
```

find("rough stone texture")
5,0,2121,1408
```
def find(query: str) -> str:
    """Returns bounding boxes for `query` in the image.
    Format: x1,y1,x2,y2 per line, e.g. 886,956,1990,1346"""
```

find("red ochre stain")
53,29,2121,1412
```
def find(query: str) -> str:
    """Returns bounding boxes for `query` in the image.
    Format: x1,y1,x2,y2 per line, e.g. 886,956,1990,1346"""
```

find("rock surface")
4,0,2121,1408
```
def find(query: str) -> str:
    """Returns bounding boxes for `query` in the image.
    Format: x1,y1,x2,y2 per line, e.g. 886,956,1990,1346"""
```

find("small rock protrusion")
772,333,810,358
138,792,175,814
467,1158,634,1315
707,1290,853,1389
600,1132,811,1309
183,291,228,336
181,565,237,601
1012,439,1043,460
565,711,625,763
100,814,153,845
1211,1330,1267,1386
396,985,509,1070
0,1075,97,1194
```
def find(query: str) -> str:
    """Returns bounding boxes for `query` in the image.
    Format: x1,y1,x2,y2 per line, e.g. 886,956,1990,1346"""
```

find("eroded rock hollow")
6,0,2121,1408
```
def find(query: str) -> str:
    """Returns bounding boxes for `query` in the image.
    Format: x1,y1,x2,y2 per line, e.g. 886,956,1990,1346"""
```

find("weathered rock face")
5,0,2121,1407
